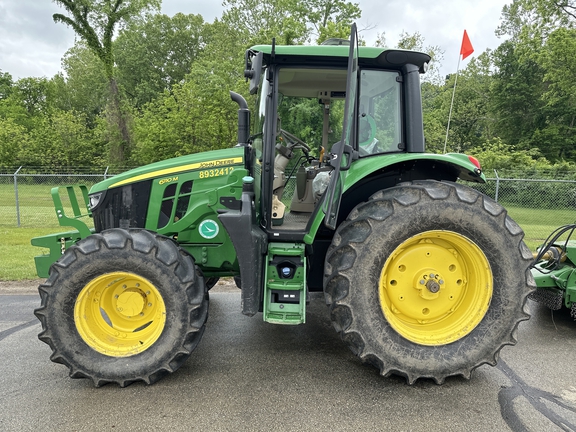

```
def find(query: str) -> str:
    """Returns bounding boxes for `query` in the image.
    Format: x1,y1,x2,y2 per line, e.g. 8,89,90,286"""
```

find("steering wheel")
357,114,381,155
279,129,311,153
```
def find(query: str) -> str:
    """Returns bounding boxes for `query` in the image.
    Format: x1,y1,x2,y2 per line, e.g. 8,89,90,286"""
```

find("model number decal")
159,176,179,185
199,167,235,179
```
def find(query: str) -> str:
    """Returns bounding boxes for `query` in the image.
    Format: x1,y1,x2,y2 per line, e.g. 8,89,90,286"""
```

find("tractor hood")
90,147,245,193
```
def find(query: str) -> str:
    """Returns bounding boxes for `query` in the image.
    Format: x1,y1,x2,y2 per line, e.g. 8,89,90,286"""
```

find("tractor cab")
243,26,431,241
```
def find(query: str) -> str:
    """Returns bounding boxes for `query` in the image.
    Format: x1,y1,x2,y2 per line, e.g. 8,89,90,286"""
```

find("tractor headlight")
89,192,103,210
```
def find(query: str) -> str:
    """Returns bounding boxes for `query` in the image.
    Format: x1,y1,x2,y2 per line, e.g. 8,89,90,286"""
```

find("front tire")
324,180,534,384
34,229,208,387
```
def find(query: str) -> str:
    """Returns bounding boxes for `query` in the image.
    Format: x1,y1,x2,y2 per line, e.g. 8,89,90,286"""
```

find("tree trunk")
107,78,132,164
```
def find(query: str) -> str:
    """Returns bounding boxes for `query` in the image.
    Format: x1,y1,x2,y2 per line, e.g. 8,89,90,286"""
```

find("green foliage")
469,138,546,171
52,0,162,164
18,109,105,167
115,13,208,107
55,43,109,126
305,0,361,43
2,1,576,171
468,139,576,213
0,118,30,167
490,39,546,153
221,0,308,45
0,71,13,100
131,18,247,165
221,0,360,45
397,31,445,85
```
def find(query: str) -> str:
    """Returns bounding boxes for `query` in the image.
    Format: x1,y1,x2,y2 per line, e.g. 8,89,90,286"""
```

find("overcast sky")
0,0,510,81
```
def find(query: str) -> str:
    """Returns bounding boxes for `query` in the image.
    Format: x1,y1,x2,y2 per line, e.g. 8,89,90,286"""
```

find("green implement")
530,225,576,318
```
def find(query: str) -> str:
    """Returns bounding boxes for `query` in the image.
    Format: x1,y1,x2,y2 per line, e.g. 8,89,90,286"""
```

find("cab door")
323,23,359,230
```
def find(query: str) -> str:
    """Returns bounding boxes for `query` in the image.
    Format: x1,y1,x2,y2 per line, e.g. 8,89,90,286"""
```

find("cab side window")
358,70,402,155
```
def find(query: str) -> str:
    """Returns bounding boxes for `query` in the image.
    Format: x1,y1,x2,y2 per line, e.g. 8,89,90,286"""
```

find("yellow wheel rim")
74,272,166,357
379,230,492,346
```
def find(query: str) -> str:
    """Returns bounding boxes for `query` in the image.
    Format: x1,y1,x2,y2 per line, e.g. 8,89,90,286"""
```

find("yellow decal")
198,159,239,169
199,167,235,179
158,176,178,185
110,157,243,188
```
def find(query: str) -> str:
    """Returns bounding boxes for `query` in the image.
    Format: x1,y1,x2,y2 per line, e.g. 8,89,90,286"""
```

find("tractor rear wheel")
324,180,534,384
34,228,208,387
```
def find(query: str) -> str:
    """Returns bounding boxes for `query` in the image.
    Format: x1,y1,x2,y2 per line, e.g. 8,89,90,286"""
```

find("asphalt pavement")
1,282,576,432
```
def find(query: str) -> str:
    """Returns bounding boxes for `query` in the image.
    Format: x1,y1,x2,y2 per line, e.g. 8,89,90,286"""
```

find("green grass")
0,227,62,281
1,182,95,281
505,206,576,250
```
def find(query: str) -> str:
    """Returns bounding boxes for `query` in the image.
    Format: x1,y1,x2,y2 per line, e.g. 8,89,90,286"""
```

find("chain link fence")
0,167,128,229
1,167,575,248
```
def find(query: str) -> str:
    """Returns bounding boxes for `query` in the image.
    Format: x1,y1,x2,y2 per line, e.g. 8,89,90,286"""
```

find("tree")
52,0,161,164
0,71,13,101
52,43,109,127
221,0,308,45
490,40,546,152
18,109,104,167
535,27,576,160
423,54,495,154
0,77,55,131
397,31,445,85
115,13,208,108
498,0,576,39
0,119,29,167
131,19,246,164
304,0,361,43
469,138,548,171
494,0,576,163
221,0,361,45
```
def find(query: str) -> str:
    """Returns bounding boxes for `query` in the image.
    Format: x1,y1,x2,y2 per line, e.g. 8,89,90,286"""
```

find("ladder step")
263,243,306,325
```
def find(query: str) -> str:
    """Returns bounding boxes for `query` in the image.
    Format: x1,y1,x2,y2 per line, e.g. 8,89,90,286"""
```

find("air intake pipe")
230,91,250,147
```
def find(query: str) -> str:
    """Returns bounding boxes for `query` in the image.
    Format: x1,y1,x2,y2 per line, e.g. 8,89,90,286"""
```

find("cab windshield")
271,67,402,156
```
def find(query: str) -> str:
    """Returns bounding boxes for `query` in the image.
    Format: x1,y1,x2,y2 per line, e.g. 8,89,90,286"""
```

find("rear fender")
304,153,485,244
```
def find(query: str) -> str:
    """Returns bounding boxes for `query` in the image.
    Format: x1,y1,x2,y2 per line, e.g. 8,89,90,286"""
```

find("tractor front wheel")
34,229,208,387
324,180,534,384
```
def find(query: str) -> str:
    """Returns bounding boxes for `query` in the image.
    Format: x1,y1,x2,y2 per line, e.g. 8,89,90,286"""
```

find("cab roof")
249,44,431,72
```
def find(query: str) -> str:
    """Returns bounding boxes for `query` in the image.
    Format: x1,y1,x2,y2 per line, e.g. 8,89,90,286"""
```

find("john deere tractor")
32,25,534,387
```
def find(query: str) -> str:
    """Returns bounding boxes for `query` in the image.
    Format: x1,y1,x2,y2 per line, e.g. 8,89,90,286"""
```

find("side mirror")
244,51,263,95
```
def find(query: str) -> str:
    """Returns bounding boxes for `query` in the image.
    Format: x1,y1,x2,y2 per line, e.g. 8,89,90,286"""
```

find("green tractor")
32,25,534,387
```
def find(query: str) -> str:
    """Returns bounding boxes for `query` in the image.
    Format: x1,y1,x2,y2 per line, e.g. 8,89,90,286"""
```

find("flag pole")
444,30,473,153
443,55,461,154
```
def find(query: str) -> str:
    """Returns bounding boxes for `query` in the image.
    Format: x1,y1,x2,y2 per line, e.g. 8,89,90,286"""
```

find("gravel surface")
0,279,42,295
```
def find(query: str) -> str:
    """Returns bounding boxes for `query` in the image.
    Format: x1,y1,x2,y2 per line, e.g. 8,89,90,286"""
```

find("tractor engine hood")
91,148,245,193
88,148,245,232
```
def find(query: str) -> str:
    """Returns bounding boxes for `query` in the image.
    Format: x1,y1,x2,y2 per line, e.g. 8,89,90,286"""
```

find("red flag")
460,30,474,60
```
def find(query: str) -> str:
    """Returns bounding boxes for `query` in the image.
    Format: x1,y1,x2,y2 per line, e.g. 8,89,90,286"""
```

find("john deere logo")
199,219,219,239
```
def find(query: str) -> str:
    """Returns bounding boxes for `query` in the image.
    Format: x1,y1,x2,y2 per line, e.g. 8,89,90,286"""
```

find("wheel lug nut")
426,280,440,293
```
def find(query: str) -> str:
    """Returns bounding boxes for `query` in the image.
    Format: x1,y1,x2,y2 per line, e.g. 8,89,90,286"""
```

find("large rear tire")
34,229,208,387
324,180,534,384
